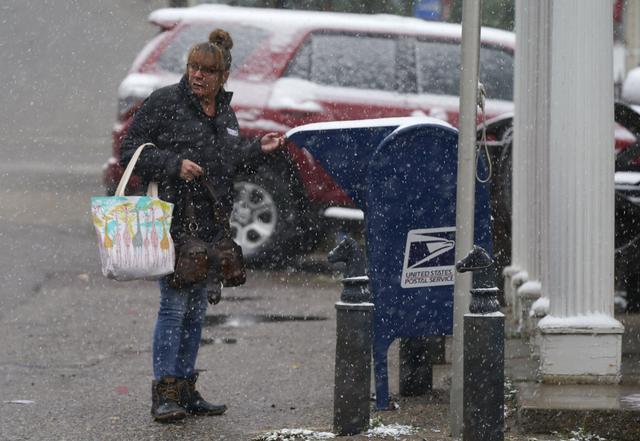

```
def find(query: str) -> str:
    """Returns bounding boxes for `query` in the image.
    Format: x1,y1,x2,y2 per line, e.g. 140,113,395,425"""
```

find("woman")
120,29,284,423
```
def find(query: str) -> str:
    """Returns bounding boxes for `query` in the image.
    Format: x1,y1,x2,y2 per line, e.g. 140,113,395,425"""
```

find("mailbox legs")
399,336,445,397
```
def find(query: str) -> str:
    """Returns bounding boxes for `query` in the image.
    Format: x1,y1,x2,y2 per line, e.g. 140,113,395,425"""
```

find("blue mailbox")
287,118,492,409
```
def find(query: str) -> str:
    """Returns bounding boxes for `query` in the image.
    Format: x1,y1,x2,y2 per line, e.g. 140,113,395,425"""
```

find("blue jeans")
152,277,208,380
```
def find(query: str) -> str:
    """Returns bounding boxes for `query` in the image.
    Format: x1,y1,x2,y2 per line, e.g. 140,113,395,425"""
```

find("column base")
528,297,549,358
502,265,521,308
510,270,529,325
537,316,624,383
517,280,541,339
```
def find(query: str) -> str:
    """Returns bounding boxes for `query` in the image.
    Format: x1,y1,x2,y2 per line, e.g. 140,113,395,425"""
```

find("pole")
450,0,482,438
333,300,373,435
463,306,504,441
328,238,372,436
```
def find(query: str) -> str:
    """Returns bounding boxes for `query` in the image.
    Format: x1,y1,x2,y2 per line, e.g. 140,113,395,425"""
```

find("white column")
625,0,640,72
538,0,623,382
511,0,551,330
505,0,531,319
517,0,552,335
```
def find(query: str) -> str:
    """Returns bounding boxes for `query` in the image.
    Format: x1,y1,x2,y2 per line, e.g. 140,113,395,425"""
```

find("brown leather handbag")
203,178,246,287
209,235,246,287
168,178,246,289
170,237,209,288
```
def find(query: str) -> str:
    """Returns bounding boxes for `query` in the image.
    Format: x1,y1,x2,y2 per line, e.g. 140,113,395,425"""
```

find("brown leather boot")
151,377,187,422
178,373,227,416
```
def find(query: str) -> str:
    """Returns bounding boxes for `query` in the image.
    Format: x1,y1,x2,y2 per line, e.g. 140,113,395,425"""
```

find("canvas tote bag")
91,143,175,281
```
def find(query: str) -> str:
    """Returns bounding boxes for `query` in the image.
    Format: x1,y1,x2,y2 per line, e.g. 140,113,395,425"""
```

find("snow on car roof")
149,4,515,49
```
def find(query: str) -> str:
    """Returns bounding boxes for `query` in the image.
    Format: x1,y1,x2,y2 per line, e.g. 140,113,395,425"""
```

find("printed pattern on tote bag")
91,195,175,280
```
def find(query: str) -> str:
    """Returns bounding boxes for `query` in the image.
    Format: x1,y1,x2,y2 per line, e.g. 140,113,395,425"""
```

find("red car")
104,4,515,262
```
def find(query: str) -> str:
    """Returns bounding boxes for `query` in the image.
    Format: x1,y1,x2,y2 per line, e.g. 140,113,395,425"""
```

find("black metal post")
456,246,505,441
334,298,372,435
328,238,373,436
463,307,504,441
399,336,445,396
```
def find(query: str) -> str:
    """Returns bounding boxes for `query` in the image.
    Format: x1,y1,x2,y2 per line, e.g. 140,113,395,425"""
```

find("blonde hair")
185,28,233,74
209,29,233,71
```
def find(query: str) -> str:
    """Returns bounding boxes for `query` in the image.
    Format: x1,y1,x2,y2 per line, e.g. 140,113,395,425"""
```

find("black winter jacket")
120,75,261,243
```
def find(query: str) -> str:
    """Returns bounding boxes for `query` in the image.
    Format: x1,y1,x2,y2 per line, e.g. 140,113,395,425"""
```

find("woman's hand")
179,159,203,182
260,132,286,153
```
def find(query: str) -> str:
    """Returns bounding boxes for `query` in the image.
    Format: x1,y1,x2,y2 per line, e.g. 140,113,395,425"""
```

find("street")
1,265,345,440
0,2,349,439
0,0,167,317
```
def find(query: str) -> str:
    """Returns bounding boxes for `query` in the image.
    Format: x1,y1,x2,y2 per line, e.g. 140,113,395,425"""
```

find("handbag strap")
182,185,200,233
115,142,159,198
180,178,229,236
175,172,233,239
201,176,234,238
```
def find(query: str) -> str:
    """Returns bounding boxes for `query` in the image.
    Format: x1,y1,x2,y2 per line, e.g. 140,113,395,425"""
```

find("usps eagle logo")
401,227,456,288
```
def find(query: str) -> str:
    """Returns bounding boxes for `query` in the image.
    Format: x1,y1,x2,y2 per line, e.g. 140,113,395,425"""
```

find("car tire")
231,166,311,267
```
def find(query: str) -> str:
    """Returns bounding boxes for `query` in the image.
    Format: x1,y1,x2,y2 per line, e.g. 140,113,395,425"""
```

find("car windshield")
155,22,270,74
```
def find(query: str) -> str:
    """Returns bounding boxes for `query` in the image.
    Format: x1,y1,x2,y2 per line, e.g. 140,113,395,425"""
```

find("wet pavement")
2,255,639,440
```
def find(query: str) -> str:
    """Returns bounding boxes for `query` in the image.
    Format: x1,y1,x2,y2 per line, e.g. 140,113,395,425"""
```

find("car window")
286,40,311,80
396,37,417,94
416,40,460,97
287,33,397,92
416,40,514,101
479,46,514,101
155,23,270,74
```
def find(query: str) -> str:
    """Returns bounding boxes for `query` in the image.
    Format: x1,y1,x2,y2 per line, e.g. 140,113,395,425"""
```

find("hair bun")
209,29,233,50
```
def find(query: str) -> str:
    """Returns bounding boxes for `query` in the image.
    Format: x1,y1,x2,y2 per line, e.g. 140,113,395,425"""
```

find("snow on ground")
251,428,335,441
250,422,418,440
365,422,416,439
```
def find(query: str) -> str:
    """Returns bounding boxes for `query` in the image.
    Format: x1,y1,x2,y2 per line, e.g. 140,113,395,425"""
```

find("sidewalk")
512,313,640,441
1,264,639,440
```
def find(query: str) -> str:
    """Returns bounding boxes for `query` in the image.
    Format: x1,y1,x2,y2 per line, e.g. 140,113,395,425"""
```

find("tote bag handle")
115,143,159,198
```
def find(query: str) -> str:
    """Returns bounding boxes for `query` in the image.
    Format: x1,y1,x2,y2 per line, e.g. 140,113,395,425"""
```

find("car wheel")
231,168,306,266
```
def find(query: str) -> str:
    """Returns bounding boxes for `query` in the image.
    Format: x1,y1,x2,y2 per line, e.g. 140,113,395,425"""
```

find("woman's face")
186,52,224,100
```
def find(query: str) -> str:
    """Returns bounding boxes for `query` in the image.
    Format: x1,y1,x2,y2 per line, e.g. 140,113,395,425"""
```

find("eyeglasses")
187,63,222,76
